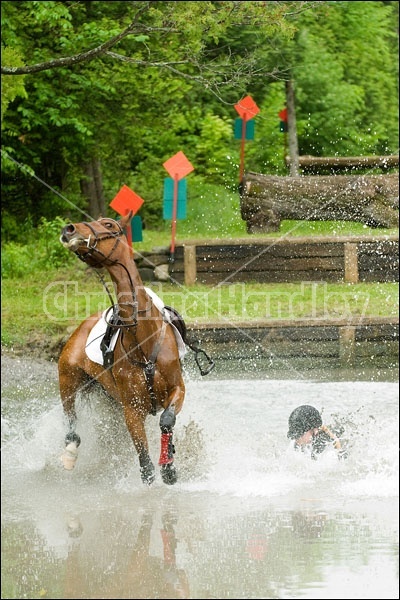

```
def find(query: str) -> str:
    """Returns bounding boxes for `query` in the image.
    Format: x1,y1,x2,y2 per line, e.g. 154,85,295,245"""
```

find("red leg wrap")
159,432,174,465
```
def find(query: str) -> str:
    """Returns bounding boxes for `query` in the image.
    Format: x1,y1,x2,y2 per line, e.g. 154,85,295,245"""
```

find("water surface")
1,352,398,599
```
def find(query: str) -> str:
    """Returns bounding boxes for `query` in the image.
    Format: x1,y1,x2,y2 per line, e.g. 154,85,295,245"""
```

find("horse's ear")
119,210,134,229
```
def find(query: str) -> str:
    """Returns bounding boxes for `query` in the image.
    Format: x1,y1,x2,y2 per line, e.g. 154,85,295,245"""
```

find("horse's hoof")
161,463,177,485
61,442,78,470
140,463,155,486
66,432,81,447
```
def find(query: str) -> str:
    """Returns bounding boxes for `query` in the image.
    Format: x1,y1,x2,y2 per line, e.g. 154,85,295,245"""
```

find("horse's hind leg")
123,404,155,485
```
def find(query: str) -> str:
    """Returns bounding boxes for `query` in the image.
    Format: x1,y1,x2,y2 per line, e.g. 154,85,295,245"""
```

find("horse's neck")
106,259,158,325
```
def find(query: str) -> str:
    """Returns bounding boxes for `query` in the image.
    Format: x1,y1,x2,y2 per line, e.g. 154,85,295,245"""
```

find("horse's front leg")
61,416,81,470
158,385,185,485
59,369,82,471
123,404,155,485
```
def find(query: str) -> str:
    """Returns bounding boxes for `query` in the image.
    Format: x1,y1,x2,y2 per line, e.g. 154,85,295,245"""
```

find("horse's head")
60,212,133,267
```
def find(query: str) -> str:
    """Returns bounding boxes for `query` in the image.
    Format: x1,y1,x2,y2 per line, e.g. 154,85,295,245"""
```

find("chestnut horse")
59,212,186,485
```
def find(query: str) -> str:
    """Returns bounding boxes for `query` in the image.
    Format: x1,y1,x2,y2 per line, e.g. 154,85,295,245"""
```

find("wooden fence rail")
164,236,398,285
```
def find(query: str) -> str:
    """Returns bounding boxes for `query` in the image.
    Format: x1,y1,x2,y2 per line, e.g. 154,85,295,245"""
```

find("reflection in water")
66,515,83,539
1,353,399,599
60,510,190,599
2,499,397,599
290,510,327,538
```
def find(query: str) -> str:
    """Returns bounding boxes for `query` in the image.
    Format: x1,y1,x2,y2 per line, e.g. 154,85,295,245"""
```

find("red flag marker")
278,107,288,122
110,185,144,248
234,95,260,120
234,96,260,182
163,151,194,180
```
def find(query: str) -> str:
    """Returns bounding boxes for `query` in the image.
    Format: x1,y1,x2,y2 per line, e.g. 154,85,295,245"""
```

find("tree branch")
1,2,154,75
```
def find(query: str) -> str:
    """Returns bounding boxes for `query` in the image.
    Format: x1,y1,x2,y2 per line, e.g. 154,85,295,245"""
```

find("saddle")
100,305,215,376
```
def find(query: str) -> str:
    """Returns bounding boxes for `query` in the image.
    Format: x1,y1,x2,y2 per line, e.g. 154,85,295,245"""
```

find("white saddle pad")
85,288,187,366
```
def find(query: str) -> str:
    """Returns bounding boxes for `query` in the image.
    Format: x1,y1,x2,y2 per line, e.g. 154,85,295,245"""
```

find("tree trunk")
287,154,399,172
80,157,106,219
240,172,399,233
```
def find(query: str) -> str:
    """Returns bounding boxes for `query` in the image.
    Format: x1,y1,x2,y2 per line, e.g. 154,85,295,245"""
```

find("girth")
141,320,167,415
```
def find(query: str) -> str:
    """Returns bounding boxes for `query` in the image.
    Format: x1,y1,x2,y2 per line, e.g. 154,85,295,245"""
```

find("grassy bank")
1,181,398,353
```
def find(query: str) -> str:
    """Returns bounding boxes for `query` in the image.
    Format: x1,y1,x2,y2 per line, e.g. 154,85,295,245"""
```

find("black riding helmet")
287,405,322,440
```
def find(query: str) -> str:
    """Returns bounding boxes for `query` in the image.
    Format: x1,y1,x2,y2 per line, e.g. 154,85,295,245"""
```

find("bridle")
73,217,125,267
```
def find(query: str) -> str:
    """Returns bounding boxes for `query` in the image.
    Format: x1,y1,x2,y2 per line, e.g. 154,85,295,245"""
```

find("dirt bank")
1,333,66,362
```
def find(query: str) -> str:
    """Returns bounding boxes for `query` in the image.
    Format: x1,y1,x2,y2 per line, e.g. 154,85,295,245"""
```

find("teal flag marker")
234,118,255,140
163,178,187,219
131,215,143,242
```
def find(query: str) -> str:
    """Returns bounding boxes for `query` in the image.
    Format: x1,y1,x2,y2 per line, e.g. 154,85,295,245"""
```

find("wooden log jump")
240,171,399,233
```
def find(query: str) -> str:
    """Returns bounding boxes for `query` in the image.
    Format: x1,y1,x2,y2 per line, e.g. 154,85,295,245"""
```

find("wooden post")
339,326,356,366
184,245,197,286
169,174,179,262
344,242,359,283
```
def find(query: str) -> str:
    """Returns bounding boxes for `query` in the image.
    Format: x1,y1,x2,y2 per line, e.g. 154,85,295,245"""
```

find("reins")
75,218,139,325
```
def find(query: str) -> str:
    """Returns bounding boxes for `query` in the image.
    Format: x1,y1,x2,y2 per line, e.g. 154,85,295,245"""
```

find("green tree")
292,0,399,157
1,1,300,235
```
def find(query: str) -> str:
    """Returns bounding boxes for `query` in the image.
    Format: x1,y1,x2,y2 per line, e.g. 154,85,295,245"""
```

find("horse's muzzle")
60,224,86,250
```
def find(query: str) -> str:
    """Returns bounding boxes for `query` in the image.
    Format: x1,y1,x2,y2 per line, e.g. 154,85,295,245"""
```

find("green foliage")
1,216,75,278
178,177,246,237
245,83,289,174
0,212,34,243
293,1,399,156
191,113,238,185
0,48,27,120
1,241,34,279
37,216,75,268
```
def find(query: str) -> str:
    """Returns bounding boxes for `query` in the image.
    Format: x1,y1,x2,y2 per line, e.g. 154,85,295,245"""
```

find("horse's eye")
104,222,114,228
